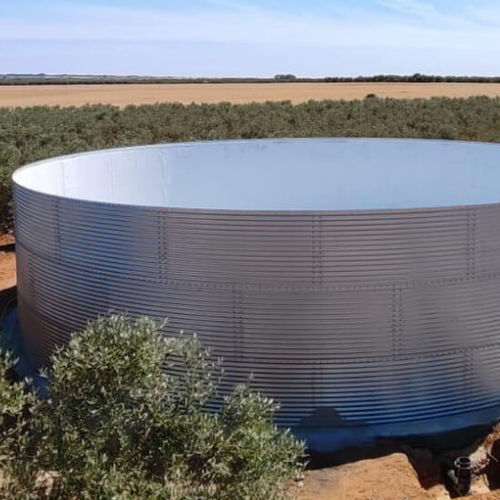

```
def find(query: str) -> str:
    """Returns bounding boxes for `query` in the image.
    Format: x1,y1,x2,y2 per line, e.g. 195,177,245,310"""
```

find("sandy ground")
0,235,15,291
299,452,500,500
2,82,500,108
298,424,500,499
299,453,444,500
0,252,16,291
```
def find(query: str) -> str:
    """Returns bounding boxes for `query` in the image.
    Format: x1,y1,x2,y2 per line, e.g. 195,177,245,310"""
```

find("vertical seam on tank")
464,348,473,400
232,288,243,359
464,207,476,402
101,269,110,311
392,284,402,357
158,210,168,283
319,215,323,287
312,215,321,290
54,197,61,262
310,214,321,409
398,286,402,356
312,215,316,288
466,207,477,279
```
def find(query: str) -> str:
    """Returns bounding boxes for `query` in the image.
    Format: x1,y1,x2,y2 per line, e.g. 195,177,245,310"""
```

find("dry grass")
2,82,500,108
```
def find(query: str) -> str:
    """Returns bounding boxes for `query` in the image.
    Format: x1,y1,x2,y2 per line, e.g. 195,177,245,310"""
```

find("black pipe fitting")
447,456,472,496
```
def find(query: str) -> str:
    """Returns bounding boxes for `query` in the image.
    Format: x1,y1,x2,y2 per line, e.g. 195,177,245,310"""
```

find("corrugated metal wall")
14,179,500,428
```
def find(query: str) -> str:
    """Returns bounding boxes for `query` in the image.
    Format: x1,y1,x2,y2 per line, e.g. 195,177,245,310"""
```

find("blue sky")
1,0,500,76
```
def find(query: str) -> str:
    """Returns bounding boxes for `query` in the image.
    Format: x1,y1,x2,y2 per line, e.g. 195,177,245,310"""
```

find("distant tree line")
1,96,500,229
3,73,500,85
274,74,298,81
324,73,500,83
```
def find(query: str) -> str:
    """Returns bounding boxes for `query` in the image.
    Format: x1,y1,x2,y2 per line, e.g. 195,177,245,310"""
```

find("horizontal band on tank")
16,189,500,287
18,294,500,426
16,248,500,360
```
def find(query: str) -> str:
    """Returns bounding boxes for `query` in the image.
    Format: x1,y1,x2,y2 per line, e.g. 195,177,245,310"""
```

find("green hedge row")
1,96,500,230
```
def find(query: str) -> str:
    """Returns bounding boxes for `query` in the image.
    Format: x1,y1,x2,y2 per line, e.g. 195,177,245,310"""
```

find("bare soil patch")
0,249,15,291
2,82,500,108
300,452,443,500
299,424,500,499
0,234,14,247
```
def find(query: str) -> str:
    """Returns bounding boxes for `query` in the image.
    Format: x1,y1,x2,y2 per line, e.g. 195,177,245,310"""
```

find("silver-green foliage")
0,353,28,417
0,352,41,498
0,314,305,499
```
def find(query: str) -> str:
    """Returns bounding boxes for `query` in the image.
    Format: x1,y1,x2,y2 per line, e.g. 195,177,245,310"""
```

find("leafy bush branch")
0,314,305,499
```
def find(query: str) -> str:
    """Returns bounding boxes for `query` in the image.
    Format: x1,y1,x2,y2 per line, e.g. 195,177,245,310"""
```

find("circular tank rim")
12,137,500,215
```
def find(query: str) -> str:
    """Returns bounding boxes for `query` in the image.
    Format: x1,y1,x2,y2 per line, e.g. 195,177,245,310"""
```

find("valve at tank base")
447,456,472,496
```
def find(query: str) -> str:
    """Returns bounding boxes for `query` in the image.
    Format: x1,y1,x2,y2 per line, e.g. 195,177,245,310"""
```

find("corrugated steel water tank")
13,138,500,450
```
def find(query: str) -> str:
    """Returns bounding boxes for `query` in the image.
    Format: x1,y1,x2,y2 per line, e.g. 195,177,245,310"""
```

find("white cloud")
0,0,497,51
377,0,437,18
2,1,500,75
465,3,500,27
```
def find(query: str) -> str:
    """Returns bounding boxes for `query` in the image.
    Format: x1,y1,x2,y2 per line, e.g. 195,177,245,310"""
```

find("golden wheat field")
2,82,500,107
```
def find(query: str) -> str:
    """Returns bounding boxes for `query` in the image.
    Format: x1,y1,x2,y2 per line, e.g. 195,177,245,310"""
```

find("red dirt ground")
0,234,15,291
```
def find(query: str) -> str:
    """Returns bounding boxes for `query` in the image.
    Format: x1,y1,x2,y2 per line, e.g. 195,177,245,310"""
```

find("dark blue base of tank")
295,405,500,452
2,306,500,453
1,306,48,397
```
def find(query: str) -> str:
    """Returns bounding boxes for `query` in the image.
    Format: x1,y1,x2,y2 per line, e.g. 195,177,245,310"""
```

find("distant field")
2,82,500,107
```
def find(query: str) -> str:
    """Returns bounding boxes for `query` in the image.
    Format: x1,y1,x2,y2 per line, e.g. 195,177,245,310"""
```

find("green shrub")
0,353,41,498
2,97,500,230
0,353,26,418
0,314,305,499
